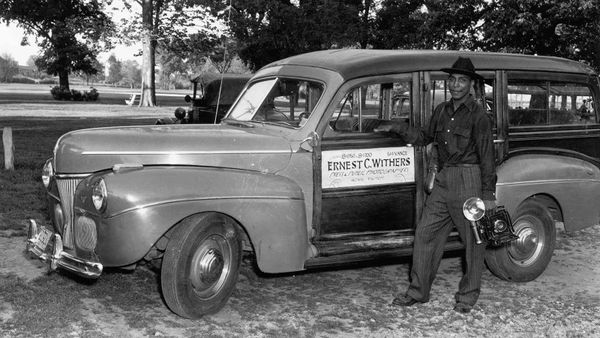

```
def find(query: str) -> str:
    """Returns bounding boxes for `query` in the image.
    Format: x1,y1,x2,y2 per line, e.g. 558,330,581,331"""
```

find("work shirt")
398,95,496,200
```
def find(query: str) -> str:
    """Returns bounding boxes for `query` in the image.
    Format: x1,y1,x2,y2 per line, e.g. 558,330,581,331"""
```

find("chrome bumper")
26,219,103,278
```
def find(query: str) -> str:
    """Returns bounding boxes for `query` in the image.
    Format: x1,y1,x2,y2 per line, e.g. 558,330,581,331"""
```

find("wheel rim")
189,233,232,299
507,215,546,267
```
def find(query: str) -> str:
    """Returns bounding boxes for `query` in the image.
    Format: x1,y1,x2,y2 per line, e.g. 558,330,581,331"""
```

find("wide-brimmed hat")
441,57,483,81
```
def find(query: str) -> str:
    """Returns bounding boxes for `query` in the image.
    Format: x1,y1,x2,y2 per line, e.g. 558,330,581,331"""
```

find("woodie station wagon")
27,49,600,318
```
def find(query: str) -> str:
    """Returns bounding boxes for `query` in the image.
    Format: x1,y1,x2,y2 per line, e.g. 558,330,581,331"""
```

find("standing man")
375,57,497,313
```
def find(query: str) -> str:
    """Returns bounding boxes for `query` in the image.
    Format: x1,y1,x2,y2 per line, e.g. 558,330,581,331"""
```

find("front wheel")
485,200,556,282
161,213,242,318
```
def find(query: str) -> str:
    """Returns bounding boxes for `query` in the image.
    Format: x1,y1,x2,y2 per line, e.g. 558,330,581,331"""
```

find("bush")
85,87,99,101
50,86,99,101
38,78,57,85
50,86,72,100
70,89,83,101
10,77,36,84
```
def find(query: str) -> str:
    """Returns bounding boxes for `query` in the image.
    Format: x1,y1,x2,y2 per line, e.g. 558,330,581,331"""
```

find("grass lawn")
0,112,157,233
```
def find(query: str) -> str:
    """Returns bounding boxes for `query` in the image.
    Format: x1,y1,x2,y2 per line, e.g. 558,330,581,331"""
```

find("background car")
157,72,252,124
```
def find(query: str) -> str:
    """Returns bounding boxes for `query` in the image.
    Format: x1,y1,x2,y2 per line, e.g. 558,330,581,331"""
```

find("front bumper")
26,219,103,278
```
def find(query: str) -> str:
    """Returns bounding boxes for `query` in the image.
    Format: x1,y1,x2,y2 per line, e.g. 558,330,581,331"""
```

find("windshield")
226,77,324,128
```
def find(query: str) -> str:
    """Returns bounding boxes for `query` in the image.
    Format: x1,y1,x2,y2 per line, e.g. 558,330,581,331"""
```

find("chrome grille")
75,216,97,251
56,178,83,249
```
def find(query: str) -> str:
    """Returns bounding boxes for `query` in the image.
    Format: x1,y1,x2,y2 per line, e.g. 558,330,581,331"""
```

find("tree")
372,0,485,50
78,59,105,86
106,54,123,85
121,59,142,89
216,0,366,70
478,0,600,71
0,0,114,91
111,0,221,106
0,53,19,82
26,55,37,68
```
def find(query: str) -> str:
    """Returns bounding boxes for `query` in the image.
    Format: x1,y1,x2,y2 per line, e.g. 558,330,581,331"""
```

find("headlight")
462,197,485,222
91,179,107,212
42,159,53,188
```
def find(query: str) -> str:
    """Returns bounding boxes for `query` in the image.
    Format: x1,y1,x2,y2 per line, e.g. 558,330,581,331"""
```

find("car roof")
262,49,596,80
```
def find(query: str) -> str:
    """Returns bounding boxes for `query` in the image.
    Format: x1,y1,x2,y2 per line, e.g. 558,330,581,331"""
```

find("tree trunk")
139,0,156,107
59,69,70,91
359,0,372,49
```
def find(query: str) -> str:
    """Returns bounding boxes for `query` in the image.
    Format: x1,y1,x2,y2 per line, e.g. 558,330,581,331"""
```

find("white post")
3,127,14,170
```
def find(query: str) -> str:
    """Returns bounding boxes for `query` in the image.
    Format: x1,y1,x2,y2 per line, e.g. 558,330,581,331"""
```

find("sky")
0,23,142,66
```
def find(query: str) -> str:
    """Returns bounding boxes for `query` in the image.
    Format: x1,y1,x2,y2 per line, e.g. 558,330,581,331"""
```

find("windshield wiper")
221,119,256,128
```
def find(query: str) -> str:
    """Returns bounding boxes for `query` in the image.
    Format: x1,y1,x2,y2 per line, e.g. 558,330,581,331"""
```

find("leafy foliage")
106,54,123,85
200,0,366,70
0,53,19,82
0,0,115,90
121,60,142,89
108,0,225,105
477,0,600,70
50,86,99,101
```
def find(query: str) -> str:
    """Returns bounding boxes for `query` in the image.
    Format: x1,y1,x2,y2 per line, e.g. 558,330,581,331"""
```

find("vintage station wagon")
27,50,600,318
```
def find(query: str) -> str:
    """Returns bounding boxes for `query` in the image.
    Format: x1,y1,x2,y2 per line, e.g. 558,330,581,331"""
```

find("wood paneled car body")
27,50,600,318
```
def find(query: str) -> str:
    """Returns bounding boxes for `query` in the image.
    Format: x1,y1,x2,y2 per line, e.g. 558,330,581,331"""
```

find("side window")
328,80,412,135
508,80,596,126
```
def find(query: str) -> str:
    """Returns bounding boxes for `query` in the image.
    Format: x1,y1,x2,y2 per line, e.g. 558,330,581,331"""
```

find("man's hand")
483,200,497,212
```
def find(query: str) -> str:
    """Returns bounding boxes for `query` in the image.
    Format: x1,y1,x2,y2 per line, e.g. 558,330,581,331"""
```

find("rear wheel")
161,213,242,318
485,200,555,282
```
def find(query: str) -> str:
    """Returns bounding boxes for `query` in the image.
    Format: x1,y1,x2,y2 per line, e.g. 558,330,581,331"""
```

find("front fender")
496,152,600,231
75,166,310,273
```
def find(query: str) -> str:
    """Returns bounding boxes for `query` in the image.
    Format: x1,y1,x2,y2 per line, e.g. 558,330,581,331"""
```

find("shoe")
453,302,473,313
391,294,419,307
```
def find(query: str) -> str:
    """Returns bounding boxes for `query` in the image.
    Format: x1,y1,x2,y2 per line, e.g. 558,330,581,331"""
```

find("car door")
311,75,425,258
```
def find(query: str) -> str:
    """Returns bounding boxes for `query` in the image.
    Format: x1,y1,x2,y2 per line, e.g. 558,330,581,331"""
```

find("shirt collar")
449,94,478,112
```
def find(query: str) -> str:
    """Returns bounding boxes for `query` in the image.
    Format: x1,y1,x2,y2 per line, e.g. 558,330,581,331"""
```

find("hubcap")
189,234,231,299
508,216,545,266
198,249,224,284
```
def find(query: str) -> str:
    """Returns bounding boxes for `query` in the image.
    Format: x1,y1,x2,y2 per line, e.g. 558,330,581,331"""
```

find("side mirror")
184,95,192,103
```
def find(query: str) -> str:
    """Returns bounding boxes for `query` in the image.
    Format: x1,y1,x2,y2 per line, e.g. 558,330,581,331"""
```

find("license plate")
35,226,53,252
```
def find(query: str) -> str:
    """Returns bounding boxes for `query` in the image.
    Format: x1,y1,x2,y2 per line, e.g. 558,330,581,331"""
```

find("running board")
305,233,464,270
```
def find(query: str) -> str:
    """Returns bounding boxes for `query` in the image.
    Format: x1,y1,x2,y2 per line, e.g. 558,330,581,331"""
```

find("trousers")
405,165,487,306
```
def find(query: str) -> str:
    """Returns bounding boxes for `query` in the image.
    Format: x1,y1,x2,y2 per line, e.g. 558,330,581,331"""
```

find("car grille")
56,178,83,249
74,216,97,251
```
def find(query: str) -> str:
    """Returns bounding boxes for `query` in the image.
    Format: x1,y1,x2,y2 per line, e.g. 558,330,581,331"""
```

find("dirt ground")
1,222,599,337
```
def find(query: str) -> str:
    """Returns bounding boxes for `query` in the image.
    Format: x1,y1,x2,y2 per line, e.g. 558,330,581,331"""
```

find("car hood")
54,124,293,174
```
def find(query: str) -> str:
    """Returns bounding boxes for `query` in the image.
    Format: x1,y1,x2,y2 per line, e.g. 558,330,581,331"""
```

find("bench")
125,94,139,106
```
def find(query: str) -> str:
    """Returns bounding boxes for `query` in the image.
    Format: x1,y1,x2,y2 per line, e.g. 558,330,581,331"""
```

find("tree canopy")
0,0,114,90
203,0,600,72
478,0,600,70
4,0,600,99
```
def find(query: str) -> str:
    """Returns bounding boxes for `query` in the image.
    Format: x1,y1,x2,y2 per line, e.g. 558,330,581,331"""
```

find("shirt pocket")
452,127,471,152
434,123,445,144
